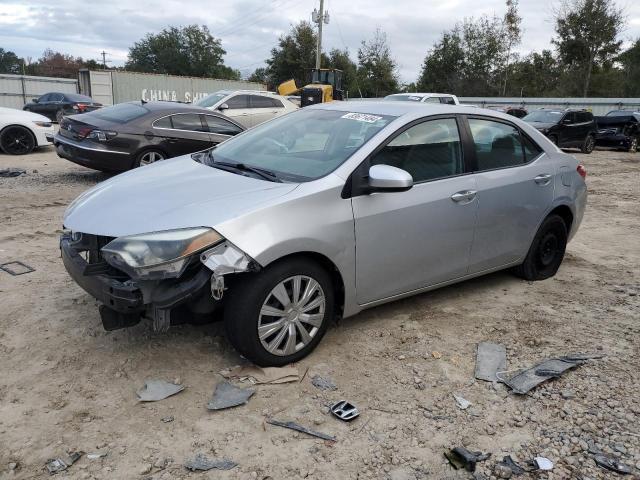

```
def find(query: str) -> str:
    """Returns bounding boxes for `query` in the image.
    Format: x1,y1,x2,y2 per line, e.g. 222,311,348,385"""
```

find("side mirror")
32,98,39,103
368,164,413,192
218,103,229,111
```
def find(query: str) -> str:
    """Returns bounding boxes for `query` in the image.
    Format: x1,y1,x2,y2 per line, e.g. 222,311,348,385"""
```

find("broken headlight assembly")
101,228,223,280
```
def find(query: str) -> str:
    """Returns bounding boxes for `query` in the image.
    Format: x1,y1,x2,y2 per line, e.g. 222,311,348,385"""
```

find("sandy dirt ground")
0,145,638,480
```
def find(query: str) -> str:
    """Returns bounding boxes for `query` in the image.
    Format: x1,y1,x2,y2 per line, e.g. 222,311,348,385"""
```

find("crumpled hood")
63,156,299,237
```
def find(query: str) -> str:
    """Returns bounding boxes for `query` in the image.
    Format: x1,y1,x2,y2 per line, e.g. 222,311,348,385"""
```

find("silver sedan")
61,102,587,366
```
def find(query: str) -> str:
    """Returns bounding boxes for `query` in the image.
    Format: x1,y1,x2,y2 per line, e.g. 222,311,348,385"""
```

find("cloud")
0,0,638,82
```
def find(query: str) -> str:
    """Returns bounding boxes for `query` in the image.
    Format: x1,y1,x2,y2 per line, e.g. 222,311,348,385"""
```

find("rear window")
65,93,94,103
384,95,423,102
87,103,149,124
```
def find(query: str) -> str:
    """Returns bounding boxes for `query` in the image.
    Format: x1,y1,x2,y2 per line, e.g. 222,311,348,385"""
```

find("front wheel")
224,258,334,366
629,137,638,153
513,214,568,281
0,126,35,155
581,134,595,154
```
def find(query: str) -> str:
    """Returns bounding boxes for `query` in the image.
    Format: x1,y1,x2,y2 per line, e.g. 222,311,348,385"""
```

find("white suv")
195,90,298,128
384,93,459,105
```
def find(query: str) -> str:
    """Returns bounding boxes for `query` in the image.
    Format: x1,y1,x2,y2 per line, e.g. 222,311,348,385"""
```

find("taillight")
577,164,587,179
76,127,93,139
77,103,88,112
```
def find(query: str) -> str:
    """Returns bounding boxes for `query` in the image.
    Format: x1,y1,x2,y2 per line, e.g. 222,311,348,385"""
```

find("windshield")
523,110,563,123
195,91,229,108
86,102,149,123
384,94,423,102
198,108,395,182
606,110,638,117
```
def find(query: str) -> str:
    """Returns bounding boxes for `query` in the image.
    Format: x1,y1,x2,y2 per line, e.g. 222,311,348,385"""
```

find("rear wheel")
513,214,567,281
134,149,166,167
581,134,595,154
0,126,35,155
629,136,638,153
224,258,334,366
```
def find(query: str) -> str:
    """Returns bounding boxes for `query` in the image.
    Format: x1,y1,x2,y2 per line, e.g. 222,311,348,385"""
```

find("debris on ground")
475,342,507,382
532,456,553,470
0,260,35,276
266,418,336,441
444,447,490,472
501,355,599,394
453,393,471,410
330,400,359,421
593,453,632,474
496,456,526,476
0,168,26,178
431,351,442,359
184,453,237,471
136,379,184,402
221,365,299,384
207,379,255,410
311,374,337,391
45,452,82,475
86,451,107,460
161,415,174,423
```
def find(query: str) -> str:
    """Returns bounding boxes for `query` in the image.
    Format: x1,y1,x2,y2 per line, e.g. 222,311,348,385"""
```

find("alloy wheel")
0,126,34,155
258,275,326,356
139,150,165,166
585,136,595,153
630,138,638,153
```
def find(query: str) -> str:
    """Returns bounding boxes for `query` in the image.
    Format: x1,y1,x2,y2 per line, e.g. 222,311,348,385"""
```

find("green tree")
265,21,326,88
417,30,465,93
507,50,561,96
247,67,269,85
500,0,522,95
0,48,22,74
30,49,85,78
356,28,399,97
326,48,359,97
618,39,640,96
552,0,624,97
126,25,236,79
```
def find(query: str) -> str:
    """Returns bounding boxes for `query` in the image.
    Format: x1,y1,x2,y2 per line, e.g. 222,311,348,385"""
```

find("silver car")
61,102,587,366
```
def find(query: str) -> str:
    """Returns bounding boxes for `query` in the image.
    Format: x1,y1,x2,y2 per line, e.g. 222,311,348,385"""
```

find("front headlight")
102,227,223,280
33,121,52,128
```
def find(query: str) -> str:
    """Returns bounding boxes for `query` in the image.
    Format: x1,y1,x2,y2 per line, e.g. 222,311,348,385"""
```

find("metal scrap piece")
502,356,589,394
266,418,336,441
444,447,490,472
497,456,526,475
207,380,255,410
475,342,507,382
453,393,471,409
330,400,359,421
311,374,337,391
136,380,184,402
594,454,632,474
0,261,35,276
0,168,26,178
184,453,237,471
45,452,82,475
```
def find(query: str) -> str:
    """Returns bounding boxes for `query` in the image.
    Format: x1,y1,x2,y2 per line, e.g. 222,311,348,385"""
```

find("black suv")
522,109,597,153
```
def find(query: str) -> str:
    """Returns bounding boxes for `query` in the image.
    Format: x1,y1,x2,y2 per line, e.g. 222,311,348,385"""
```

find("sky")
0,0,639,83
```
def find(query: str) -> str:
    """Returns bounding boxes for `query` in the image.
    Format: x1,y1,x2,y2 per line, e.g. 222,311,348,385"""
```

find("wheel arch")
548,204,574,234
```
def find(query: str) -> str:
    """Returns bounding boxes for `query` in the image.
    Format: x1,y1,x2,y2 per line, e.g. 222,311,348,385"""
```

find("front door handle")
534,174,552,185
451,190,477,203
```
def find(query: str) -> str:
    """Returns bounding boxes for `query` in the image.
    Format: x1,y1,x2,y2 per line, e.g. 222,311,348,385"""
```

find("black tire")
513,214,568,281
55,109,65,123
133,149,166,168
0,125,36,155
224,257,335,366
580,134,595,154
629,137,638,153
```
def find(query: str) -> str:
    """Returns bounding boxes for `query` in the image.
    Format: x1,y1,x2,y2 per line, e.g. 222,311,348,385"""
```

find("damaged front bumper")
60,232,255,331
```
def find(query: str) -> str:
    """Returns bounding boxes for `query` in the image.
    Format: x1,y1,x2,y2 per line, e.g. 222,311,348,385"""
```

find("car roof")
386,93,455,97
310,100,498,119
130,101,219,114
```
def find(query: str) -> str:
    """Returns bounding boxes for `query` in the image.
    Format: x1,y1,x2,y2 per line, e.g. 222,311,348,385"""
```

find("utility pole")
312,0,329,70
100,51,109,69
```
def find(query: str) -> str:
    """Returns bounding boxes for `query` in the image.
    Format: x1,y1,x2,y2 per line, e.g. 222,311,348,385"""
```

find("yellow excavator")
278,68,344,107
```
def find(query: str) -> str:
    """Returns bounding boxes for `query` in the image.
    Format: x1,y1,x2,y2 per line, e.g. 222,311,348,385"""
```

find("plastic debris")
330,400,359,421
184,453,237,471
207,379,255,410
311,374,337,391
0,168,26,178
86,452,107,460
0,260,35,276
475,342,507,382
266,418,336,441
533,457,554,470
453,393,471,410
136,379,184,402
501,355,597,394
161,415,174,423
444,447,490,472
497,456,526,475
220,365,299,384
45,452,82,475
594,454,632,474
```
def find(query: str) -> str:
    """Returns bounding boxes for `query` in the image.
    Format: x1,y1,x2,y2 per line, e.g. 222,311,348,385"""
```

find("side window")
563,113,576,125
49,93,64,102
370,118,463,183
423,97,441,104
153,116,172,129
38,94,51,102
250,95,275,108
170,114,206,132
440,97,456,105
468,118,531,170
203,115,243,135
271,98,284,108
522,134,543,162
226,95,250,109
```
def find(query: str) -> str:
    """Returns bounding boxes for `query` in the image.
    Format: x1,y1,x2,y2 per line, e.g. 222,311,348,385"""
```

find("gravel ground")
0,146,638,480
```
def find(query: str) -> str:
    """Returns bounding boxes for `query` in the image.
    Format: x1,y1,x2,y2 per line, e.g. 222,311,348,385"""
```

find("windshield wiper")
207,151,281,182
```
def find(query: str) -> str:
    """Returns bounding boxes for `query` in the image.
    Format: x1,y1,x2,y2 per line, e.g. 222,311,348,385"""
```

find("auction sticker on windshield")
341,112,383,123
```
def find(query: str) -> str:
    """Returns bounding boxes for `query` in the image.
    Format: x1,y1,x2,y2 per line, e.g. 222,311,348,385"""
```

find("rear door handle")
534,174,552,185
451,190,477,203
